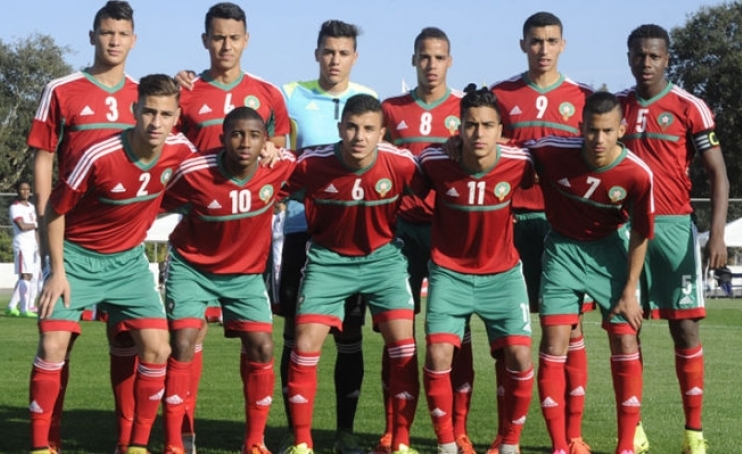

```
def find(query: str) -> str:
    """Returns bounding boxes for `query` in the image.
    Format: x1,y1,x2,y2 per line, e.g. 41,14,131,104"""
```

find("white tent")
698,217,742,247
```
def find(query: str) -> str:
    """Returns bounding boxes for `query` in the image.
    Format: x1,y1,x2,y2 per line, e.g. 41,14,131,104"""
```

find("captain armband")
692,129,720,153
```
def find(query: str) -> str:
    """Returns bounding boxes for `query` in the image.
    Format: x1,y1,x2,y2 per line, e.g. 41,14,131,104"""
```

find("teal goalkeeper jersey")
281,80,377,234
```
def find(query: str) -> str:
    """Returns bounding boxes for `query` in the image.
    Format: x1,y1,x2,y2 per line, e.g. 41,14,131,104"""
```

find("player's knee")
503,344,533,371
668,318,702,348
425,343,454,371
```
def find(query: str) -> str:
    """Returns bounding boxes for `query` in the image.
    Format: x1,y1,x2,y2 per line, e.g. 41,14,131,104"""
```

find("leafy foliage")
0,34,72,191
669,2,742,226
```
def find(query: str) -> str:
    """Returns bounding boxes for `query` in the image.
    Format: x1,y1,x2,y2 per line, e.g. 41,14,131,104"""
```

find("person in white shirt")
7,181,39,317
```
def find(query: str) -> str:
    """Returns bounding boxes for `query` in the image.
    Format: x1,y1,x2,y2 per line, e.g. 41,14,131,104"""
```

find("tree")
0,34,72,191
669,2,742,229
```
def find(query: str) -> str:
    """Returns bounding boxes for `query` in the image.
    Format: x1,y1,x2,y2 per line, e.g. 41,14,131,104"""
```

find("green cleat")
6,307,20,317
391,444,419,454
634,421,650,454
280,443,314,454
682,429,707,454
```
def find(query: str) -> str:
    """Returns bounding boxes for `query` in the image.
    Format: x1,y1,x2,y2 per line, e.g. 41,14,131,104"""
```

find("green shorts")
397,218,432,313
514,211,549,313
539,228,638,332
165,251,272,337
641,215,705,320
297,241,414,330
40,241,166,335
426,262,531,352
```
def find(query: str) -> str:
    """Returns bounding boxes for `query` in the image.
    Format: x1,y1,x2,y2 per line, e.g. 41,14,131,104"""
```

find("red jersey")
51,131,197,253
382,88,463,223
178,71,290,151
530,136,655,241
163,149,296,274
617,83,716,215
284,142,419,256
418,144,534,274
27,71,138,175
491,73,593,211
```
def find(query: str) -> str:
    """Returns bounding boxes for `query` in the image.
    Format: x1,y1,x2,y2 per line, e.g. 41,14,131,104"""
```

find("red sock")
29,357,64,449
611,353,642,452
381,346,393,435
501,367,534,445
48,355,69,450
387,339,419,450
110,346,138,448
565,335,587,440
287,350,320,448
182,345,203,435
451,334,474,437
241,355,274,447
423,367,454,444
164,357,191,449
537,352,568,451
675,345,704,430
494,356,506,436
129,361,167,447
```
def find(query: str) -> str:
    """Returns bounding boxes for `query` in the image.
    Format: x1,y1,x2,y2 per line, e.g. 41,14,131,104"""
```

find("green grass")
1,299,741,453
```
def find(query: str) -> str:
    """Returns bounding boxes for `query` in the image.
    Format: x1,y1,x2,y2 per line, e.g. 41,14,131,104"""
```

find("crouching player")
161,107,295,454
532,91,654,454
32,74,195,454
419,85,534,454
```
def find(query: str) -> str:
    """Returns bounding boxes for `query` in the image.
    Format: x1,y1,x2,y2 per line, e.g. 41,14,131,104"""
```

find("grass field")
1,299,741,454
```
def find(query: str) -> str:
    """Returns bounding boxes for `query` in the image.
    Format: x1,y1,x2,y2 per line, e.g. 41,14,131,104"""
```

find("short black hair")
16,181,30,192
522,11,562,38
414,27,450,54
205,2,246,34
461,83,500,120
223,106,265,133
93,1,134,31
341,94,382,121
627,24,670,50
583,91,623,119
138,74,180,104
317,20,360,50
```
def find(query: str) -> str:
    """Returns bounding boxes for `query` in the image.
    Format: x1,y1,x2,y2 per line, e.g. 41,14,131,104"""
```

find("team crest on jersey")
244,95,261,109
375,179,393,197
160,168,173,184
259,184,274,203
494,182,511,201
657,112,674,130
445,116,461,135
608,186,627,203
559,102,576,121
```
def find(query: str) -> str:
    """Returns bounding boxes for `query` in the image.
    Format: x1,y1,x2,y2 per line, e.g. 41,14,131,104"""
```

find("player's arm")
34,149,55,257
610,228,648,331
37,205,69,319
174,70,197,90
11,208,38,231
699,141,729,269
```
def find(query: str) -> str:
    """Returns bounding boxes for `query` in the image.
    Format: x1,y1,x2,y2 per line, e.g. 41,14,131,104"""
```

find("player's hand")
705,233,727,270
174,70,197,90
260,141,280,168
38,270,70,320
609,287,643,332
442,136,463,162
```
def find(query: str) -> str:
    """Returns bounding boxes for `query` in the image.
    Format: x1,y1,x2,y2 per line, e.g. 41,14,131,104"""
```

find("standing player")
161,107,295,454
489,12,593,453
419,85,534,454
26,2,139,452
6,181,39,318
281,94,420,454
278,20,376,454
378,27,472,454
30,74,195,454
174,4,290,450
533,91,654,454
617,24,729,454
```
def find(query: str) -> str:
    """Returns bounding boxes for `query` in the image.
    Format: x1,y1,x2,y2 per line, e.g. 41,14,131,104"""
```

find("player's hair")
522,11,562,38
341,94,382,121
15,181,30,192
583,91,623,119
317,20,360,50
93,1,134,31
414,27,450,54
205,2,247,34
460,83,500,119
138,74,181,103
223,107,266,132
627,24,670,50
